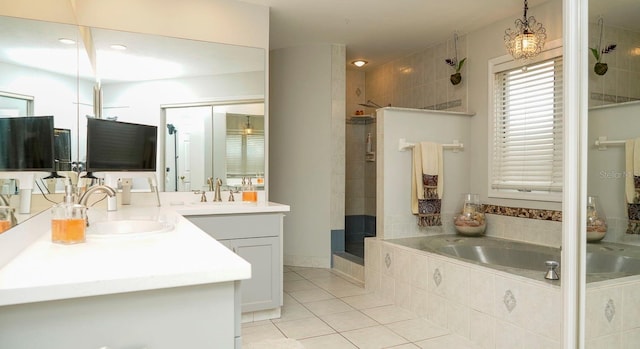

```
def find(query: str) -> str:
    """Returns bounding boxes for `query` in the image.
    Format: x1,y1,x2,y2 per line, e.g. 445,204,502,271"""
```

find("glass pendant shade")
504,0,547,60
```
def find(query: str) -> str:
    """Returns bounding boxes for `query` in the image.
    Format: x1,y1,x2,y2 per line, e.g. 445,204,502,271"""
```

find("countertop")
0,202,289,307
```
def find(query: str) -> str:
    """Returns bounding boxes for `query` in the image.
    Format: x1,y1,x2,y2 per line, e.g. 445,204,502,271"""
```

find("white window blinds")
491,57,563,194
226,133,265,177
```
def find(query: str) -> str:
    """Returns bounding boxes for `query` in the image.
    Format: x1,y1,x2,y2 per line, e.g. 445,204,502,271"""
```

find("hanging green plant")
445,57,466,85
445,32,466,85
590,18,616,76
590,44,616,75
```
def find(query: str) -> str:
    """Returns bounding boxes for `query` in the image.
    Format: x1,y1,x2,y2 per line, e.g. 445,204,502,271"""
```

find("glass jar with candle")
453,193,486,236
586,195,607,242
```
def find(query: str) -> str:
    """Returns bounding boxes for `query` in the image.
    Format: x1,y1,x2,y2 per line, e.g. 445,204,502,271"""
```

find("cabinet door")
224,236,280,313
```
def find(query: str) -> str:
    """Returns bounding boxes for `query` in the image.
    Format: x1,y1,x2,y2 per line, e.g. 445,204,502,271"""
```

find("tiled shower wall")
346,69,376,218
345,69,376,258
364,34,468,113
588,23,640,107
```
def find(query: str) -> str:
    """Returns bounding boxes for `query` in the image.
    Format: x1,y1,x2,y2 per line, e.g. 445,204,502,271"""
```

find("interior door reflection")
165,106,211,192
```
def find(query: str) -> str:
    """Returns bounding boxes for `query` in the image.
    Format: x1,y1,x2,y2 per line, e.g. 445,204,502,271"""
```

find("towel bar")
595,136,626,151
398,138,464,152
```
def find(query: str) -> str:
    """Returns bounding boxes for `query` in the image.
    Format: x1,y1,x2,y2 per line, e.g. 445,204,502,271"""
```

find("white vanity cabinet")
187,213,284,314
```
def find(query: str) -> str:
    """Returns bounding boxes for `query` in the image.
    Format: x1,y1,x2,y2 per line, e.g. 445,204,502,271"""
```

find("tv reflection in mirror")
86,118,157,176
0,115,55,171
54,128,71,171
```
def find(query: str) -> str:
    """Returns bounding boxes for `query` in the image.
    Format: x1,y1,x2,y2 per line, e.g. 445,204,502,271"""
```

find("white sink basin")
87,220,174,239
188,201,256,206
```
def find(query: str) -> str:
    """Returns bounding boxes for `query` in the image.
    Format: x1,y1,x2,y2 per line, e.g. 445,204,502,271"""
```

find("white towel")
421,142,443,199
411,141,443,225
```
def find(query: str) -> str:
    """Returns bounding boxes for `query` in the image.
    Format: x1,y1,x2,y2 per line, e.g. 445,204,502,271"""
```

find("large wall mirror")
585,0,640,346
0,15,265,229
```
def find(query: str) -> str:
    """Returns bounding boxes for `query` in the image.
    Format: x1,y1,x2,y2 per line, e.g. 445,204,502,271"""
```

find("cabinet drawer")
187,213,282,240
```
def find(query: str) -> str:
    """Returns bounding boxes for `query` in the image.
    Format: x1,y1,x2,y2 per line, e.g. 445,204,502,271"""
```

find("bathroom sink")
188,201,256,206
87,220,174,239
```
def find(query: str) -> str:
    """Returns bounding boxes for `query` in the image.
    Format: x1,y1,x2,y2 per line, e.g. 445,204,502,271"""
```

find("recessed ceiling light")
110,44,127,50
58,38,76,45
351,60,368,68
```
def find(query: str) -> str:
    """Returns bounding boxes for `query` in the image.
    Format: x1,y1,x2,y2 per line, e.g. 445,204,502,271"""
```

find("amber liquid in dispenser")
242,191,258,202
51,187,87,245
51,218,86,244
0,220,10,234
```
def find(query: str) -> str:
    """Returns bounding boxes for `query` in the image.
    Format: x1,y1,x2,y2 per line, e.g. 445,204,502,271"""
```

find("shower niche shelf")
349,114,374,120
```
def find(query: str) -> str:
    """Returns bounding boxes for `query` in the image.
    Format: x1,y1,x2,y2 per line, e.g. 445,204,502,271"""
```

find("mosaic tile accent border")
422,98,462,111
483,204,562,222
347,116,376,125
590,92,640,104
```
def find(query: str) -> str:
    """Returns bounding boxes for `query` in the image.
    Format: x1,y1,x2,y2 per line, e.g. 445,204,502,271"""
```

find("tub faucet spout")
544,260,560,280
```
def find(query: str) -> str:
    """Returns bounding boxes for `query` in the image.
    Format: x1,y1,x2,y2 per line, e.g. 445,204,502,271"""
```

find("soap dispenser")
51,185,87,244
242,177,257,202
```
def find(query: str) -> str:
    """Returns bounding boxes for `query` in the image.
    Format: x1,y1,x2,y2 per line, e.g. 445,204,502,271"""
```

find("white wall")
0,62,93,161
466,0,564,211
377,108,472,240
270,44,336,267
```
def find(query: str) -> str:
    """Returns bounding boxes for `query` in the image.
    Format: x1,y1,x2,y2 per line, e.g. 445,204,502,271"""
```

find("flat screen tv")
86,118,157,172
0,115,55,171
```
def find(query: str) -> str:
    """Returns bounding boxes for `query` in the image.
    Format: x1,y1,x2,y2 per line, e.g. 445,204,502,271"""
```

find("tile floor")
242,266,480,349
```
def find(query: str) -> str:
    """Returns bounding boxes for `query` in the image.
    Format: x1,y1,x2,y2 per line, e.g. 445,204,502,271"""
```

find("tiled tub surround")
365,237,563,348
365,236,640,349
585,276,640,348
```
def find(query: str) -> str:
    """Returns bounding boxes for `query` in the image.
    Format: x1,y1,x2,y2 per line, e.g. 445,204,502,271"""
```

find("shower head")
358,100,385,109
167,124,177,135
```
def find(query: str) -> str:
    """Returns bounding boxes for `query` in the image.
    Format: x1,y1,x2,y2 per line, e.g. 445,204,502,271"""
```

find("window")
226,128,264,178
489,47,563,201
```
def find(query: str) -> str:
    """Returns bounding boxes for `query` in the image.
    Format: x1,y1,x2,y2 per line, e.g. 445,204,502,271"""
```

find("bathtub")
386,234,640,283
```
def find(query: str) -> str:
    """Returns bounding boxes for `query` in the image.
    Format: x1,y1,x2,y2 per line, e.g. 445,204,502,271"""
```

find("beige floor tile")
274,316,336,339
272,300,316,323
284,271,305,281
298,333,358,349
284,279,319,292
242,323,286,345
385,318,449,342
241,319,273,329
295,267,335,280
244,338,306,349
288,288,336,303
320,310,379,332
341,325,410,349
324,283,372,298
304,298,355,316
341,293,394,310
362,305,418,324
385,344,421,348
415,334,480,349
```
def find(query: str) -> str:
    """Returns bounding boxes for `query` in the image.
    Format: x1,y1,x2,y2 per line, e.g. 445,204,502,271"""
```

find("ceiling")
240,0,640,70
0,16,264,83
1,0,638,82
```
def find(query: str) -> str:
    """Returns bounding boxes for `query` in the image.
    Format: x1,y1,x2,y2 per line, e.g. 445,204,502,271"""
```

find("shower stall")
343,114,377,260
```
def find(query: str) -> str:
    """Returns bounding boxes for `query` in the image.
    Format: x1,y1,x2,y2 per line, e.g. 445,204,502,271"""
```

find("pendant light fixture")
244,115,253,135
504,0,547,60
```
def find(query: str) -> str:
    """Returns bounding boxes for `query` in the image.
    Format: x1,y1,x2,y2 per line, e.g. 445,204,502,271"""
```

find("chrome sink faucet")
213,178,222,202
78,185,117,211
